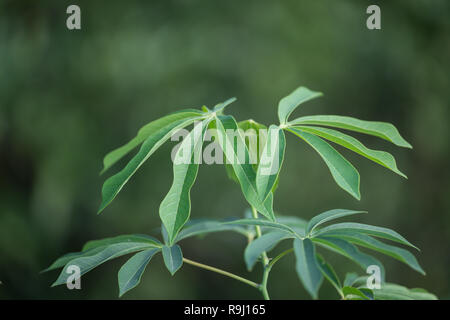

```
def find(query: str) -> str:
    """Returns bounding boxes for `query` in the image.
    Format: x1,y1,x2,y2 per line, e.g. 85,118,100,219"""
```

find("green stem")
260,266,271,300
184,206,281,300
183,257,259,289
259,249,295,300
251,206,270,266
250,206,272,300
269,248,293,268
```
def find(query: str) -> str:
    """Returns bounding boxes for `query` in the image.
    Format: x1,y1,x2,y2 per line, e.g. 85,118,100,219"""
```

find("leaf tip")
352,192,361,201
40,267,50,274
97,201,108,215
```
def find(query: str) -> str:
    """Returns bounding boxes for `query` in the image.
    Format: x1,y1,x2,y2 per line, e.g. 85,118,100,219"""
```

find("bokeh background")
0,0,449,299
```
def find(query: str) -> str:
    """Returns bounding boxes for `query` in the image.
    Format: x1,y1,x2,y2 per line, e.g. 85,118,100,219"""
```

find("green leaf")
312,237,385,280
238,119,267,132
256,125,286,202
161,225,169,245
323,232,424,274
238,119,268,170
52,242,155,286
359,288,375,300
162,245,183,275
159,119,211,245
276,216,308,229
289,115,412,148
214,115,275,220
276,216,308,237
316,254,342,293
83,234,162,251
291,125,407,178
278,87,323,125
293,238,323,299
288,128,361,200
224,119,267,185
212,97,237,114
372,284,437,300
343,286,371,300
343,272,359,287
245,231,290,271
44,235,161,273
101,110,204,174
313,222,419,250
351,277,437,299
118,249,159,297
306,209,366,235
175,219,249,242
224,164,239,184
43,247,107,273
224,219,297,236
98,114,204,213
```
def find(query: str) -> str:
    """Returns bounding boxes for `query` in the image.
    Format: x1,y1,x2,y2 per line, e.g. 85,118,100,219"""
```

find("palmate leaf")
118,248,160,297
323,232,424,274
51,242,157,286
289,115,412,148
288,128,361,200
98,113,205,213
306,209,366,235
162,245,183,275
214,115,276,221
256,125,286,202
293,238,323,299
244,231,290,271
101,109,204,174
159,118,211,245
290,125,407,178
313,222,418,250
278,87,323,125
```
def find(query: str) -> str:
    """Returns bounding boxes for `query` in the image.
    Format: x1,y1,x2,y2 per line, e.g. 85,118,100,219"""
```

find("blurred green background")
0,0,449,299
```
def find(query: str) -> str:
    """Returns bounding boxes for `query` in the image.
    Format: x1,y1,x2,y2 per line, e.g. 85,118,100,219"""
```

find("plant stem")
250,206,273,300
260,266,271,300
260,248,295,300
183,257,259,289
183,206,281,300
251,206,270,266
269,248,293,268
